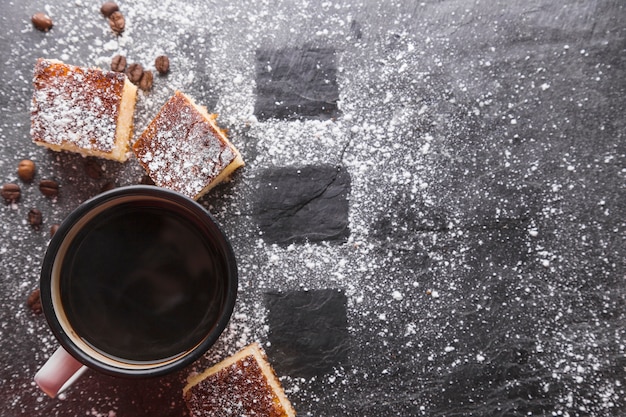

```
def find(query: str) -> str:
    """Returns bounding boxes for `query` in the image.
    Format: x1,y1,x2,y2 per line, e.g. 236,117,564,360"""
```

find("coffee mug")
34,185,238,397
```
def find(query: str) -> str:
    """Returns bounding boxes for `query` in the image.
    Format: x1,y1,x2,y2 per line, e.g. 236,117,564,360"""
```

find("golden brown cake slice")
133,91,244,200
183,343,296,417
31,58,137,162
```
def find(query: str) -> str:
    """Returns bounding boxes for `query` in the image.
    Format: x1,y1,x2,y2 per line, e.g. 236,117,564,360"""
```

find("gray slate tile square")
265,289,350,378
254,46,340,121
254,165,350,245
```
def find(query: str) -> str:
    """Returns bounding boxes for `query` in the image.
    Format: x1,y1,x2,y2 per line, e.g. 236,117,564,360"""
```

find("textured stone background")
0,0,624,416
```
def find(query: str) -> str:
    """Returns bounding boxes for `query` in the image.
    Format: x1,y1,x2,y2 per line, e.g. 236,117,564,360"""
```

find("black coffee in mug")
60,203,226,363
36,186,238,398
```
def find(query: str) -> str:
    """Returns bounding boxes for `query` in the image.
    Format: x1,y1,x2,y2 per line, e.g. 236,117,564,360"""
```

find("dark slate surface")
254,165,350,245
254,46,340,121
265,289,350,378
0,1,625,416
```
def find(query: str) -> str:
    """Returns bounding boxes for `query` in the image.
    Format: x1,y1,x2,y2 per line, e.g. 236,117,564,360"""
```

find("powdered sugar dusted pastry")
31,58,137,162
183,343,296,417
132,91,244,200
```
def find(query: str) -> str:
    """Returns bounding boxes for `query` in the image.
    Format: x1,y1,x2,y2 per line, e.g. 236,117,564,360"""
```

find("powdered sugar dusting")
133,92,237,199
186,347,290,417
30,59,124,153
0,0,624,416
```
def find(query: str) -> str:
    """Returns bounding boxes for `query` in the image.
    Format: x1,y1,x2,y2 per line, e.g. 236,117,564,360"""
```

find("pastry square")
133,91,244,200
31,58,137,162
183,343,296,417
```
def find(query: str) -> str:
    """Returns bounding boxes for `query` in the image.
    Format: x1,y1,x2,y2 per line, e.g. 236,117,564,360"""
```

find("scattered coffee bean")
111,54,127,72
138,70,154,91
108,11,125,35
17,159,36,182
39,179,59,198
1,183,21,204
26,288,43,315
126,63,144,84
139,175,155,185
100,181,116,193
100,1,119,17
84,159,104,179
50,223,60,237
28,208,43,230
31,13,53,32
155,55,170,74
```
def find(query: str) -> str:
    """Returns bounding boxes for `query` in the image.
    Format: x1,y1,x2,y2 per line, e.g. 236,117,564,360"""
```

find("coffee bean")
111,54,127,72
17,159,36,182
84,159,103,179
28,208,43,230
108,11,125,35
138,70,153,91
100,1,119,17
39,179,59,198
1,183,21,204
26,288,43,314
31,13,53,32
126,63,144,84
155,55,170,75
50,223,60,237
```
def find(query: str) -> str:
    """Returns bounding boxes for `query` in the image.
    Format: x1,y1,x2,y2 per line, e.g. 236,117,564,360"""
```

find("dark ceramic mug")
34,186,238,397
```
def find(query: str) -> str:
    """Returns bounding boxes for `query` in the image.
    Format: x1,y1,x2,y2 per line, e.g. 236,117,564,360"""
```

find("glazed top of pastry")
133,91,236,198
185,354,287,417
31,58,125,153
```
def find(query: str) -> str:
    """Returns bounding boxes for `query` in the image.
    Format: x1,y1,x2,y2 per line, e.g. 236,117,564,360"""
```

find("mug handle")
35,347,87,397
